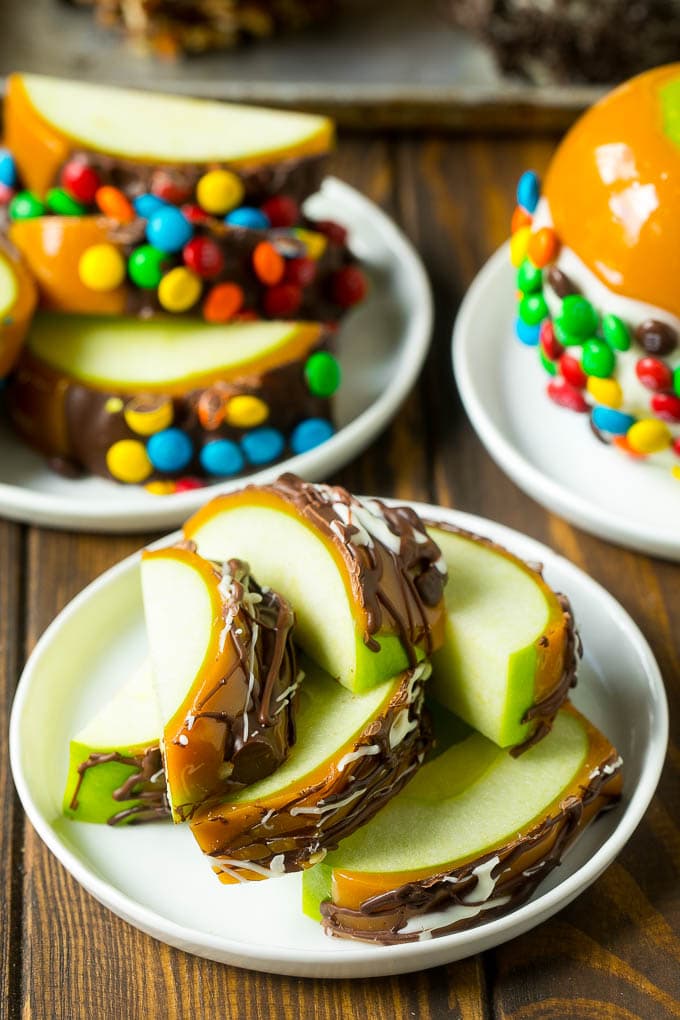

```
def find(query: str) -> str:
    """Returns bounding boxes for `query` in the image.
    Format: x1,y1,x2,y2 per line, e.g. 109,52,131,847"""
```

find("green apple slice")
10,74,333,166
302,705,622,940
26,315,323,393
426,524,574,749
63,659,167,826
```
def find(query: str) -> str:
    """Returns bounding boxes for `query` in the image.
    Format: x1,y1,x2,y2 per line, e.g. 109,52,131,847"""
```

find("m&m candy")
196,170,244,215
146,206,193,253
9,191,46,220
264,284,302,318
0,149,17,189
601,313,631,351
285,257,317,287
203,282,244,323
290,418,334,455
79,244,126,292
158,267,202,312
586,377,623,408
134,193,167,219
635,356,673,392
128,245,167,289
510,226,531,268
515,318,541,346
539,320,564,361
559,354,587,389
61,160,101,204
182,237,224,279
46,188,86,216
146,480,176,496
0,184,14,206
241,427,285,465
635,319,678,356
539,348,557,376
175,477,205,492
556,295,598,338
315,220,347,246
106,439,152,483
517,260,542,294
332,266,367,308
151,170,192,205
262,195,300,228
147,428,193,472
591,406,635,435
581,339,615,378
305,351,341,397
124,395,174,435
511,206,532,234
516,171,540,214
527,227,559,268
547,377,589,413
674,365,680,396
224,395,269,428
225,206,271,230
627,419,672,454
96,186,135,223
650,393,680,422
200,439,245,476
252,242,285,286
519,293,548,326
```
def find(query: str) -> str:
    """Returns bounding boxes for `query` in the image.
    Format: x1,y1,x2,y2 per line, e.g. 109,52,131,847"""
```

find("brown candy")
635,319,678,356
546,266,579,299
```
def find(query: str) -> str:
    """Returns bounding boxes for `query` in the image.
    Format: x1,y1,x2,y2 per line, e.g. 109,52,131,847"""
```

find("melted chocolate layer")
69,746,169,826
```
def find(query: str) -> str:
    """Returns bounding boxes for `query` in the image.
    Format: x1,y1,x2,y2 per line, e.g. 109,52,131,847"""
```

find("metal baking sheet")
0,0,603,129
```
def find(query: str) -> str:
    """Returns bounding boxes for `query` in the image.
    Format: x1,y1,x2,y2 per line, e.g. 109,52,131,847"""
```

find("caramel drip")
69,746,169,826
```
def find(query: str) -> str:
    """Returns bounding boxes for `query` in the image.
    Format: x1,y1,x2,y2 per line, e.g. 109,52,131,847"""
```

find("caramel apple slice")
6,73,334,199
302,703,622,943
426,523,578,751
141,545,298,822
184,476,448,693
0,240,36,378
63,658,168,826
189,658,432,880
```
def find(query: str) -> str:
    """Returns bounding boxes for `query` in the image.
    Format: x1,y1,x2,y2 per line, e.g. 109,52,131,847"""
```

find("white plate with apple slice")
0,177,432,533
10,503,667,979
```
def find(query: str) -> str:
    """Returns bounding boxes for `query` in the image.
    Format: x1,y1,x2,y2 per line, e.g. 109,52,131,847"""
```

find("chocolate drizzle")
69,746,169,826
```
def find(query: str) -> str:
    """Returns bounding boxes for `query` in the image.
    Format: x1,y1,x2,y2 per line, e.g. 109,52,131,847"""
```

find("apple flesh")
6,73,334,197
0,243,37,378
62,659,166,825
426,525,572,748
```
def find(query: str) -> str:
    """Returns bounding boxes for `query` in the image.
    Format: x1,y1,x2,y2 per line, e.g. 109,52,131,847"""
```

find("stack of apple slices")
62,475,622,944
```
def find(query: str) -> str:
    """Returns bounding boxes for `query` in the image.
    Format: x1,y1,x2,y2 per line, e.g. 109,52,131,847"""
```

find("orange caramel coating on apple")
0,241,37,378
544,63,680,318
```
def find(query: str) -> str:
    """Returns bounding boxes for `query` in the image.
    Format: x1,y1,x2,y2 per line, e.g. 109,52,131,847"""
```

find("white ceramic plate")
0,178,432,533
10,503,667,979
453,244,680,560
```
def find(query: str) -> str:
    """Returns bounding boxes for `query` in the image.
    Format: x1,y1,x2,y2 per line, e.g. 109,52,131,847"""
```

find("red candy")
182,237,225,279
151,171,192,205
651,392,680,422
559,354,587,389
181,203,210,224
61,160,101,204
264,284,303,318
316,220,348,246
285,257,317,288
261,195,300,228
635,356,673,392
174,477,205,492
547,378,589,413
0,183,14,205
540,320,564,362
234,309,260,322
332,266,367,308
673,437,680,457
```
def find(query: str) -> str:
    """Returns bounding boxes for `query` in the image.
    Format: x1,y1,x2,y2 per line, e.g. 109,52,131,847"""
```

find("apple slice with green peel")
141,545,298,822
0,242,37,378
25,315,325,394
63,659,168,826
426,523,577,750
302,703,623,942
189,657,432,881
6,73,334,198
184,476,447,693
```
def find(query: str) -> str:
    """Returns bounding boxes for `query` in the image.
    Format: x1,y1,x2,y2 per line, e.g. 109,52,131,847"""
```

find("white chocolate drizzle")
402,856,511,940
337,744,381,773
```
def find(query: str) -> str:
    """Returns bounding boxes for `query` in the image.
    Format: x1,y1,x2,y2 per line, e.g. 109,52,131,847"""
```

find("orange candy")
203,282,244,323
528,226,560,268
95,186,135,223
252,241,284,286
613,435,646,460
511,205,532,234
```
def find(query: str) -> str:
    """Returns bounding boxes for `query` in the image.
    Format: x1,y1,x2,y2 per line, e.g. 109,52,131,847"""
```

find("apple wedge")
141,545,298,822
302,703,622,943
189,657,432,880
426,523,578,751
0,241,37,378
63,658,168,826
6,73,334,199
184,476,448,693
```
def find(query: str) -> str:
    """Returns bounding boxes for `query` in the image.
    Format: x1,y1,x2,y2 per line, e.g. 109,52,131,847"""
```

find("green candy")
305,351,342,397
517,260,543,294
519,292,548,326
553,319,582,347
582,339,615,378
601,313,631,351
128,245,167,289
9,191,46,221
539,348,557,376
46,187,87,217
674,365,680,397
557,295,598,338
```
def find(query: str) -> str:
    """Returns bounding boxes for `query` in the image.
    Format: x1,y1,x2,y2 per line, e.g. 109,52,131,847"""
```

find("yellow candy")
105,396,124,414
106,439,152,483
510,226,531,268
196,170,244,215
586,377,623,409
673,466,680,481
225,394,269,428
626,419,672,455
158,267,202,313
124,395,174,436
294,229,327,261
145,480,176,496
78,243,126,292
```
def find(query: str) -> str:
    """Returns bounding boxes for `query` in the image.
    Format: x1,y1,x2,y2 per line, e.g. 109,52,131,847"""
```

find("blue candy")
591,406,636,435
146,206,194,253
241,427,285,465
290,418,334,455
225,206,271,230
516,171,540,214
134,193,168,219
515,318,541,346
0,149,16,189
147,428,193,472
200,439,245,477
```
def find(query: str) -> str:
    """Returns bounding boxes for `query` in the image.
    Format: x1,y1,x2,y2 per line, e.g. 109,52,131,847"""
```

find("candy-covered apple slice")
63,659,168,826
141,545,298,822
426,523,578,751
302,704,622,943
189,658,431,880
184,476,448,693
6,73,333,199
0,241,36,378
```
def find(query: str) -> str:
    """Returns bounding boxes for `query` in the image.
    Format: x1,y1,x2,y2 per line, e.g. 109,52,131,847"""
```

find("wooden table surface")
1,132,678,1020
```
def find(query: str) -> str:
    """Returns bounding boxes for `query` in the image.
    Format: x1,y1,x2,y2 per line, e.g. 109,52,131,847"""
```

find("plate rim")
9,501,669,977
0,176,433,533
452,242,680,561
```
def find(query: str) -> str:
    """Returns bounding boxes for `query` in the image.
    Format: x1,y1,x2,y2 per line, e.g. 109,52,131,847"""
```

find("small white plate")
453,244,680,560
10,503,667,979
0,178,432,533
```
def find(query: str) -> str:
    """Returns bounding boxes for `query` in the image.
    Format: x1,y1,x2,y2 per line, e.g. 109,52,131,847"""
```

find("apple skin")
62,740,164,825
0,243,37,378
